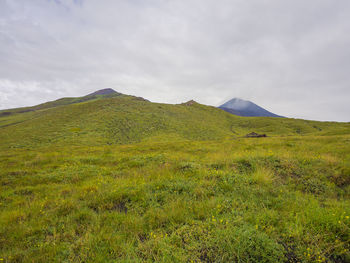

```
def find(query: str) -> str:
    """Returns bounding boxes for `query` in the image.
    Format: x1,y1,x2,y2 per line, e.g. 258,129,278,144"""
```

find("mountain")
0,92,349,148
219,98,284,117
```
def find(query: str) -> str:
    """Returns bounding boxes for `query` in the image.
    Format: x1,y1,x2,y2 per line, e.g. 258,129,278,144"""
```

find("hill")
0,88,121,118
219,98,284,117
0,91,350,262
0,92,349,149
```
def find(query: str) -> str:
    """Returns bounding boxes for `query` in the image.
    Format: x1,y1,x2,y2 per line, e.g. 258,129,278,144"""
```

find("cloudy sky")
0,0,349,121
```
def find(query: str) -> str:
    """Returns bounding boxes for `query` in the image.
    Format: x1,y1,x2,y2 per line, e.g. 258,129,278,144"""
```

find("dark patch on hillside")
245,132,267,138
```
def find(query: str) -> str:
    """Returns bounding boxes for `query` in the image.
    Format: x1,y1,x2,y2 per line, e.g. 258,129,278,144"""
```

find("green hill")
0,92,349,149
0,91,350,262
0,89,122,117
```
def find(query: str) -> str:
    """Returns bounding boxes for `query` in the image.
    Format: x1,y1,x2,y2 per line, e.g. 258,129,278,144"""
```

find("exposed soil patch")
182,100,197,106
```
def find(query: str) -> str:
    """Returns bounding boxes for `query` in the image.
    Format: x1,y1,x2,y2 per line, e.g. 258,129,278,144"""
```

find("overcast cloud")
0,0,349,121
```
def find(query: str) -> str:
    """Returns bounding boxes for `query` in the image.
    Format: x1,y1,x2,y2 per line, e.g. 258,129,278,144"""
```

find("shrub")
176,162,200,173
300,177,327,194
331,167,350,187
211,224,286,262
235,159,255,173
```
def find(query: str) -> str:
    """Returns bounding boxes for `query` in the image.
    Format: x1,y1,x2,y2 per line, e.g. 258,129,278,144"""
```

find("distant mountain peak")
86,88,118,96
221,98,251,110
219,98,284,118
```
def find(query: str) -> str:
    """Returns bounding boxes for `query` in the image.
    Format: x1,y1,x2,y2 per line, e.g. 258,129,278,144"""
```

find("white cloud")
0,78,79,108
0,0,349,121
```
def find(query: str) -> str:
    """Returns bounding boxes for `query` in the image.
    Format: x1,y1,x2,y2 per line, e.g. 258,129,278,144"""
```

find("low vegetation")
0,94,349,262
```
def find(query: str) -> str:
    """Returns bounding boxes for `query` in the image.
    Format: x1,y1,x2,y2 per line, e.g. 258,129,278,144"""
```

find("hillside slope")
0,93,350,148
0,88,121,117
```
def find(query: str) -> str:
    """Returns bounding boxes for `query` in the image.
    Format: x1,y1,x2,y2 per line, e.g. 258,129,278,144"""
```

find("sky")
0,0,350,121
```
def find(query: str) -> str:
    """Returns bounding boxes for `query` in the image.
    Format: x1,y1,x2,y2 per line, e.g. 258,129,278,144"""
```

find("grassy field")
0,94,350,262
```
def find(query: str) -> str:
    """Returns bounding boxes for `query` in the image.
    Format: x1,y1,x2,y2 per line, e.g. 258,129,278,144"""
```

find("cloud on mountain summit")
1,0,350,121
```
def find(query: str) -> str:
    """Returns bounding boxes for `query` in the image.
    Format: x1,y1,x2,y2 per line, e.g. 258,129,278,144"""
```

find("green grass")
0,95,349,262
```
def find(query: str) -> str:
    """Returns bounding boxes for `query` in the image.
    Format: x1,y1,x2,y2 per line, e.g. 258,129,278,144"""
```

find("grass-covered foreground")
1,135,349,262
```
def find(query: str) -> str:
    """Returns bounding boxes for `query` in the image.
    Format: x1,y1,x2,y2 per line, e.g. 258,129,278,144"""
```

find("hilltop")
86,88,119,96
219,98,284,117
